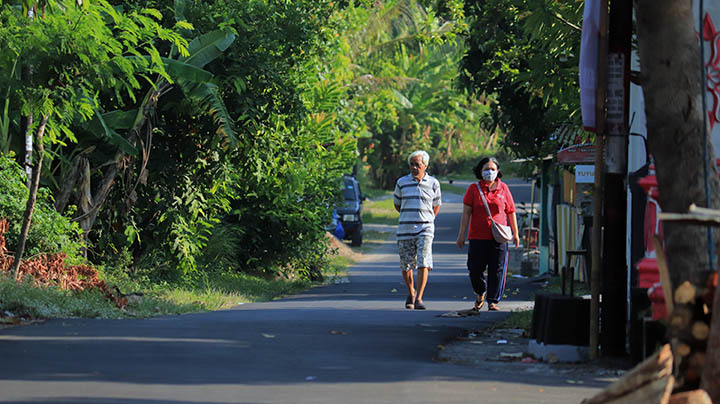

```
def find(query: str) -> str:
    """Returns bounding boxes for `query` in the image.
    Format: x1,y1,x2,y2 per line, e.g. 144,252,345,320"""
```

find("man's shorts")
397,236,433,272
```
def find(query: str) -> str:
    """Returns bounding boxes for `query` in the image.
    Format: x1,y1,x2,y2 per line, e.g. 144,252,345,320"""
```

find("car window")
343,183,357,200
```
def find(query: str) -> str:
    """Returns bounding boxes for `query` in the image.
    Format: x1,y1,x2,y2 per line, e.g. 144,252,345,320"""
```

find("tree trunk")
635,0,720,396
635,0,720,286
54,154,84,213
23,113,33,187
81,157,119,237
10,114,49,277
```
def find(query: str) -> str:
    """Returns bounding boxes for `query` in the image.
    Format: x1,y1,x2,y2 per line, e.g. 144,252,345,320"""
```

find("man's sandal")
405,295,415,310
414,299,426,310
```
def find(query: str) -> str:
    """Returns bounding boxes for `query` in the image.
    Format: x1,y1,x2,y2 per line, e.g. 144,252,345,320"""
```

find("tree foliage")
0,0,512,284
333,0,493,188
461,0,584,162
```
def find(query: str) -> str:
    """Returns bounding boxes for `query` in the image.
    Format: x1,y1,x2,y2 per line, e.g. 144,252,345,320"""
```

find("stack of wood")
581,344,711,404
669,274,716,389
582,344,674,404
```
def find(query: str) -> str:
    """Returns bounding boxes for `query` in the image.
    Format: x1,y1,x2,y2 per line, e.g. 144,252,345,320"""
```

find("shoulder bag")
476,183,514,244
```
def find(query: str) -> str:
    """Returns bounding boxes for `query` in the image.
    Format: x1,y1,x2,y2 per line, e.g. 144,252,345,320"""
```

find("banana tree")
0,0,187,273
54,26,237,242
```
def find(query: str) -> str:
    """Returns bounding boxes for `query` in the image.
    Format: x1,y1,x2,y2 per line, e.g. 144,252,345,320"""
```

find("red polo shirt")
463,180,516,240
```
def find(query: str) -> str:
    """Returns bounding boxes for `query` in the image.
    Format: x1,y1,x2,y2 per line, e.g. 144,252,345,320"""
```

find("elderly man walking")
393,150,442,310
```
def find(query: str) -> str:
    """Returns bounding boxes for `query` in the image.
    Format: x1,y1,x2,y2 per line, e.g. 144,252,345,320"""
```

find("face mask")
482,169,497,182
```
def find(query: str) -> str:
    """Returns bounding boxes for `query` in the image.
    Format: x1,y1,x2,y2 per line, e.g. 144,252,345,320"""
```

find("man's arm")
433,205,440,216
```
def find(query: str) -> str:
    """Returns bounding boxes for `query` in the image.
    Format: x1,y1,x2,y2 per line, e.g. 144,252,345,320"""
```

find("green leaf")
141,8,163,21
83,109,138,155
174,0,187,22
125,56,214,83
180,30,236,68
161,57,214,83
182,82,238,146
392,89,413,109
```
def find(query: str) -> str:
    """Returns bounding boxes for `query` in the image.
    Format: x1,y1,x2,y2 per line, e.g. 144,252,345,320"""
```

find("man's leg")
402,269,415,298
398,239,417,308
414,236,433,308
415,267,429,302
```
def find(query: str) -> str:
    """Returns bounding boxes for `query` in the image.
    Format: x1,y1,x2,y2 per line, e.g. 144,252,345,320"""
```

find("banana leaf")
180,30,236,69
181,82,238,147
83,109,138,155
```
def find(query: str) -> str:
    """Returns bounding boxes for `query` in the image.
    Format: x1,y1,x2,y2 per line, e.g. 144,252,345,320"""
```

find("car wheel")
351,229,363,246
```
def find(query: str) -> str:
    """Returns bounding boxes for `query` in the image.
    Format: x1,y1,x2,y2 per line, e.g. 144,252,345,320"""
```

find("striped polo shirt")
393,173,442,240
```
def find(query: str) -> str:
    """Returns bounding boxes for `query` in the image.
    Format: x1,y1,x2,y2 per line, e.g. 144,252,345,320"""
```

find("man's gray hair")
408,150,430,166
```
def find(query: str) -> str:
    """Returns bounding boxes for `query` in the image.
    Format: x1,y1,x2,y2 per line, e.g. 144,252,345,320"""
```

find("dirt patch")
436,327,630,384
325,231,361,261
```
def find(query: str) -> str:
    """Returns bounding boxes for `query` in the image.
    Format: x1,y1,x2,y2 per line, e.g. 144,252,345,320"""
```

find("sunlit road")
0,192,604,404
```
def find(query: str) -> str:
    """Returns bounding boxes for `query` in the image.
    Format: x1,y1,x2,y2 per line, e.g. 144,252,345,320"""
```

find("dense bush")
0,155,85,263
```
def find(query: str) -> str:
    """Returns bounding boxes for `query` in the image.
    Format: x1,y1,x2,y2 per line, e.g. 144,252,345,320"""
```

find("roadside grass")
496,309,533,334
0,273,121,320
541,272,591,296
362,197,398,225
437,173,476,182
361,187,391,199
0,250,358,321
440,182,468,195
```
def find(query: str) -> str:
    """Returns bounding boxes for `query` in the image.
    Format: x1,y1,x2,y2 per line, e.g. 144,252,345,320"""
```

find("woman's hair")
473,157,503,180
408,150,430,166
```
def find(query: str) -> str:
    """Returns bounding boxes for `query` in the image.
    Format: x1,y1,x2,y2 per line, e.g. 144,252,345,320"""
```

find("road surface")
0,192,608,404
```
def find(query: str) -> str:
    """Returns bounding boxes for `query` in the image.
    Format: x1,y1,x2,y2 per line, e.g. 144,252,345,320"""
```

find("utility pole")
590,0,609,360
600,0,632,356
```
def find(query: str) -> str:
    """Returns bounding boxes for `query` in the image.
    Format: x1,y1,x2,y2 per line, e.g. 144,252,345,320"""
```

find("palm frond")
183,82,238,146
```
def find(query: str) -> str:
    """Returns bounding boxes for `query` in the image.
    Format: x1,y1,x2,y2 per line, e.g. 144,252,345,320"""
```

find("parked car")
337,175,364,246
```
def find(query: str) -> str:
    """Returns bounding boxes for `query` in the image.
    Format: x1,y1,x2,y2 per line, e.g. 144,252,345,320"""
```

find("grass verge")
0,251,357,322
362,197,398,225
495,309,533,334
440,182,469,195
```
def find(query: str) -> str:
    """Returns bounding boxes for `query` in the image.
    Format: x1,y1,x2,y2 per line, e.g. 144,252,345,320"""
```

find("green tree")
0,0,187,272
461,0,584,162
83,0,355,280
336,0,488,188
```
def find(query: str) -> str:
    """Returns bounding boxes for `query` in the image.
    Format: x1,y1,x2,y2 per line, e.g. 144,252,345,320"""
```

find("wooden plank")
582,344,673,404
669,390,713,404
659,212,720,225
602,376,674,404
652,235,674,316
688,203,720,217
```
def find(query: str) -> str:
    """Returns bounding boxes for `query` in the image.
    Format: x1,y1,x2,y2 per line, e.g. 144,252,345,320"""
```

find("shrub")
0,154,85,263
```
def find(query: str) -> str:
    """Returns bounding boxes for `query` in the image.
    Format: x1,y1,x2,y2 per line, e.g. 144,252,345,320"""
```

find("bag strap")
475,183,494,220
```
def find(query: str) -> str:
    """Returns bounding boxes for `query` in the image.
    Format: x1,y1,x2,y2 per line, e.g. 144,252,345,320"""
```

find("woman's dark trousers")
467,239,509,304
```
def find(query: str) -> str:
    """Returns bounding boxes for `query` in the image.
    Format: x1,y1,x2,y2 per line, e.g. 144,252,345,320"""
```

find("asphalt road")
0,193,606,404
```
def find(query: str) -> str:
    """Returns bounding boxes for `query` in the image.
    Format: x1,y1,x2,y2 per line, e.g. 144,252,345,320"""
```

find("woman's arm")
456,205,473,248
509,212,520,248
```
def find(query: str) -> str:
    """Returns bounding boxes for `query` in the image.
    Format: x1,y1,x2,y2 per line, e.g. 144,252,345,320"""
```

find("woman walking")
456,157,519,311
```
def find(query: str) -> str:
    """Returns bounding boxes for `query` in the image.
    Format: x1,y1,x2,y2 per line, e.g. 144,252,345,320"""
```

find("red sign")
557,143,596,164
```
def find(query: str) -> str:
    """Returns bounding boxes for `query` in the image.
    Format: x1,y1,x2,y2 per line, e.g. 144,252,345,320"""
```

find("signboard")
557,143,596,164
575,165,595,183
